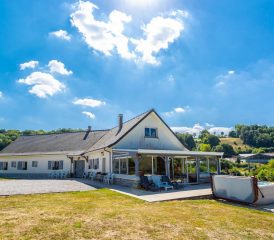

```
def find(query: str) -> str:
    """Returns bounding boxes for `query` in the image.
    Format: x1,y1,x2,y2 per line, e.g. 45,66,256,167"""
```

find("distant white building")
0,109,223,186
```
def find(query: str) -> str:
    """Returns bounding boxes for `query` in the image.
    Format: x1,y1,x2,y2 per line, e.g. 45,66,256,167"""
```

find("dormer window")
145,128,158,138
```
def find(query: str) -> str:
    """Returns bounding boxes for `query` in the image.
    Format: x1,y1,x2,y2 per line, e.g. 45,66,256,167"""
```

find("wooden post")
207,157,210,173
118,159,121,174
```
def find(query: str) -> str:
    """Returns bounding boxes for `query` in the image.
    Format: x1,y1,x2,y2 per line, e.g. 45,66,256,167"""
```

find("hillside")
219,137,251,153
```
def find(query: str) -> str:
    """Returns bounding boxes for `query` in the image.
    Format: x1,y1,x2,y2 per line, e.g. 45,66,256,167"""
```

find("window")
113,159,119,174
32,161,38,168
88,159,93,169
93,158,99,170
0,162,8,170
48,161,63,170
17,161,27,170
145,128,158,138
11,161,16,168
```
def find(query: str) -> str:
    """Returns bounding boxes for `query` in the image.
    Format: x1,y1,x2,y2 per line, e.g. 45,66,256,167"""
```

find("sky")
0,0,274,134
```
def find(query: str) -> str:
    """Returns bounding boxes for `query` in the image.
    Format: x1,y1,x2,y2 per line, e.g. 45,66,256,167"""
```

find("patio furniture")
90,171,97,181
161,175,180,190
151,175,173,191
103,173,114,184
139,176,159,191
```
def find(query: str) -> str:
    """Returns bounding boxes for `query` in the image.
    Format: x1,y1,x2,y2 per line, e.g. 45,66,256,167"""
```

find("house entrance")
75,160,85,178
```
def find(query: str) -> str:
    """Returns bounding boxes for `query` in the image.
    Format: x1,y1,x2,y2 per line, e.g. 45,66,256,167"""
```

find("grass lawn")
0,189,273,240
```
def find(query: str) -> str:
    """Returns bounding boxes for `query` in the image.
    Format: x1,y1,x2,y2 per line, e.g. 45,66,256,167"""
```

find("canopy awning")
113,148,223,157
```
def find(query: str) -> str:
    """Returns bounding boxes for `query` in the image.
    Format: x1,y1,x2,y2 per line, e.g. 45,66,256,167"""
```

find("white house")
0,109,223,186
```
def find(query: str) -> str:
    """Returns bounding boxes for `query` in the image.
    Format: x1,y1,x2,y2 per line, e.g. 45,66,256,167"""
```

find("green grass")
0,189,273,240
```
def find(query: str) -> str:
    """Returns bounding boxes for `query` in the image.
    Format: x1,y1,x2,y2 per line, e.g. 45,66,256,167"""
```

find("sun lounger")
151,175,173,191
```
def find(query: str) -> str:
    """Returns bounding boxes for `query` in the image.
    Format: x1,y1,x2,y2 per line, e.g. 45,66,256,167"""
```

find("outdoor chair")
103,173,114,184
140,176,159,191
161,175,180,190
151,175,173,191
90,171,97,181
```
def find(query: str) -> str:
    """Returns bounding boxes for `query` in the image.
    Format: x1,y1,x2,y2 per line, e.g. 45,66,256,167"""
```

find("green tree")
203,134,220,147
176,133,196,150
213,143,235,157
199,144,211,152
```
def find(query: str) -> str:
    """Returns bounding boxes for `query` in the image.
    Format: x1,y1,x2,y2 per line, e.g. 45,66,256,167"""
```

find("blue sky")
0,0,274,133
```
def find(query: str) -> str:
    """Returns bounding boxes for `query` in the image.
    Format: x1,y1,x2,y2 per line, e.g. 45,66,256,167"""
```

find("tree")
199,144,211,152
228,130,237,138
203,134,220,147
213,143,235,157
176,133,196,150
200,130,210,140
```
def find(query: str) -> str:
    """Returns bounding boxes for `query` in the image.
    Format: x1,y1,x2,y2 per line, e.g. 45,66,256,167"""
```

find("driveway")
0,179,96,196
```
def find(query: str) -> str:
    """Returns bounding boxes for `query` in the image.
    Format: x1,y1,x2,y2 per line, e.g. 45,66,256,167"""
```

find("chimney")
118,114,123,133
83,126,92,140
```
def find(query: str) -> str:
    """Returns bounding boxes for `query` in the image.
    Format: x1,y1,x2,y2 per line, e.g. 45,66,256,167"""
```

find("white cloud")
20,60,39,70
171,124,232,137
205,123,215,128
167,74,175,85
49,30,71,41
70,1,186,65
208,127,232,136
48,60,73,75
214,70,236,89
18,72,65,98
82,111,95,119
132,16,184,65
73,98,106,107
70,1,134,59
163,106,190,117
0,91,3,99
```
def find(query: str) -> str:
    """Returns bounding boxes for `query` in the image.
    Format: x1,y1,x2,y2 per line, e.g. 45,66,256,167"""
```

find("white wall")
85,150,111,173
114,112,188,151
0,154,70,175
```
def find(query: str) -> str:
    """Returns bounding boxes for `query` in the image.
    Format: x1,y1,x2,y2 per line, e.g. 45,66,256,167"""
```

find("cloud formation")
20,60,39,70
18,72,65,98
82,111,95,119
163,106,190,117
70,1,186,65
171,124,232,137
48,60,73,75
132,16,184,65
18,60,71,98
49,30,71,41
0,91,3,99
73,98,106,107
71,1,134,59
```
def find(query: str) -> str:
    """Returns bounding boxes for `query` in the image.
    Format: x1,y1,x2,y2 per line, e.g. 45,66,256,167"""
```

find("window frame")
144,127,158,138
32,161,38,168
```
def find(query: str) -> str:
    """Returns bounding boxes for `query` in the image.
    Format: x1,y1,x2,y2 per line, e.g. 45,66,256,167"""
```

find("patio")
79,179,212,202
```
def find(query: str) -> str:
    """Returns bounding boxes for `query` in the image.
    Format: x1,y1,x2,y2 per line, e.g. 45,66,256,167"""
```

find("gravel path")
0,179,96,196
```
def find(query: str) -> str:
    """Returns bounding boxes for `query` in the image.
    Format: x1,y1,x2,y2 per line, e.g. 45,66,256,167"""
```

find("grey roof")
0,109,188,156
86,110,151,152
0,130,108,155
